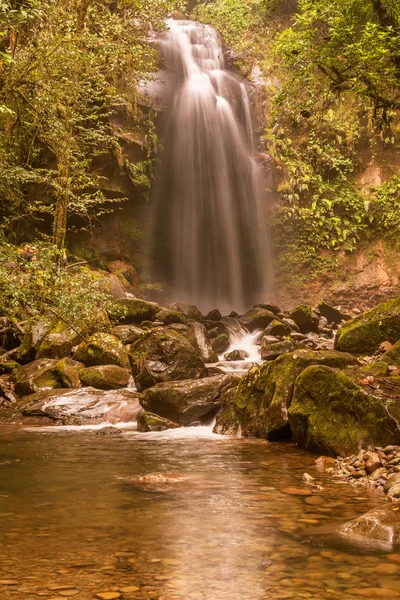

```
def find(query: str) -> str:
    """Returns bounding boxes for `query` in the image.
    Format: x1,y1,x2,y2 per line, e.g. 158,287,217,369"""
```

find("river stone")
168,302,203,321
115,298,161,324
155,308,187,325
290,305,319,333
214,349,358,438
224,349,249,361
140,374,239,425
22,388,142,421
73,333,130,369
289,365,400,456
187,322,218,363
12,358,59,396
111,324,143,344
335,298,400,355
384,473,400,494
238,308,276,332
36,321,82,359
95,426,122,436
137,411,181,432
129,327,207,391
339,504,400,545
79,365,131,390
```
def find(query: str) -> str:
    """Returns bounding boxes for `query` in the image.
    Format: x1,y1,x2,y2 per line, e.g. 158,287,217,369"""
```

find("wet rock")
214,349,357,438
168,302,203,321
73,333,130,369
129,328,207,391
365,452,382,474
206,309,222,321
317,302,349,324
155,308,187,325
79,365,131,390
111,324,144,344
238,307,276,332
211,333,230,354
115,298,161,324
140,373,239,426
95,426,122,436
224,349,249,361
53,357,84,389
290,305,319,333
289,365,400,456
263,319,291,337
137,411,181,432
291,332,307,341
254,302,281,314
384,473,400,494
12,358,59,396
261,339,301,361
335,298,400,355
22,388,142,421
339,504,400,544
282,317,300,332
187,322,218,363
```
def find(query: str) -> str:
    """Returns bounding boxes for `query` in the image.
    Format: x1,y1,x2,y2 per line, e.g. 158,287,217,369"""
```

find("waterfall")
147,19,273,314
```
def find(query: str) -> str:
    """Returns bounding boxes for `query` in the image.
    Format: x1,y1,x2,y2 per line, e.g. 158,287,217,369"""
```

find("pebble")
94,593,121,600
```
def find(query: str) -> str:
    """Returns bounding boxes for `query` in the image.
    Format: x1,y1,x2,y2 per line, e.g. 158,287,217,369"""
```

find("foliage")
0,241,125,335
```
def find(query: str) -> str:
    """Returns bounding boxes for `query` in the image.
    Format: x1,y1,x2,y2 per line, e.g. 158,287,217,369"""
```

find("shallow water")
0,426,399,600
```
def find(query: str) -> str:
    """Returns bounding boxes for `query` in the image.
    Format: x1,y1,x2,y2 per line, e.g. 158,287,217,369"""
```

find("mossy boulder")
214,349,358,438
137,411,181,432
80,365,131,390
187,322,218,363
335,298,400,355
36,321,82,359
290,305,319,333
12,358,59,396
52,358,83,388
140,373,239,425
288,365,400,456
17,318,53,363
129,328,207,391
263,319,291,337
238,308,276,332
73,333,130,369
155,309,187,325
168,302,203,321
381,339,400,365
115,298,161,324
261,339,301,361
111,324,144,344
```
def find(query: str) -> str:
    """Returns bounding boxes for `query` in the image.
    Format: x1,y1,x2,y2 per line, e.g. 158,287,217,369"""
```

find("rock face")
73,333,130,369
129,328,207,391
140,374,239,426
22,388,142,422
137,411,181,432
339,505,400,545
238,308,276,332
288,365,400,456
187,323,218,363
115,298,161,324
335,298,400,354
214,349,358,438
79,365,131,390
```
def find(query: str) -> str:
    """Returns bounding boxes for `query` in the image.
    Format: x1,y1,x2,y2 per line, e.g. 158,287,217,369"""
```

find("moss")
73,332,130,369
53,358,83,388
289,365,400,456
335,298,400,354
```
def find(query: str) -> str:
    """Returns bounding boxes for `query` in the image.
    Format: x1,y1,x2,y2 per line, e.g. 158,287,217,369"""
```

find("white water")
147,20,273,314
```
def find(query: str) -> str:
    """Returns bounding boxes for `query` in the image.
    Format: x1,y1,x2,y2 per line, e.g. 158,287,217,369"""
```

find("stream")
1,426,399,600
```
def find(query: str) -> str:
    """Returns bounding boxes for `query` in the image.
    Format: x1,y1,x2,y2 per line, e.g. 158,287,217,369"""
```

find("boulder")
254,302,281,315
261,339,301,361
211,333,230,354
382,340,400,365
206,309,222,321
238,308,276,332
288,365,400,456
317,301,349,324
73,333,130,369
339,505,400,545
79,365,131,390
168,302,202,321
17,318,53,363
224,349,249,361
22,388,142,422
115,298,161,324
187,323,218,363
111,324,144,344
335,298,400,355
263,319,291,337
140,373,239,426
290,305,319,333
52,358,84,389
36,321,82,359
155,309,187,325
137,411,181,432
214,349,358,438
282,318,300,332
129,328,207,391
12,358,59,396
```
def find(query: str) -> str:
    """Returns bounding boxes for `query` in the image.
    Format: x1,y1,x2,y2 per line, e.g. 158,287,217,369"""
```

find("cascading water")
147,19,273,314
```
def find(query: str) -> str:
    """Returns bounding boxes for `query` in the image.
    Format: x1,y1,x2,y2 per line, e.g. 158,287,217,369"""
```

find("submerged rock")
129,328,207,391
339,505,400,545
187,322,218,363
288,365,400,456
79,365,131,390
73,333,130,369
137,411,181,432
214,349,358,438
335,298,400,355
140,373,239,426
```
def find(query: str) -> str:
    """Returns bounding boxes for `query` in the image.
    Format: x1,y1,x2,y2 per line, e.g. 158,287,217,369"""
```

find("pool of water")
0,425,399,600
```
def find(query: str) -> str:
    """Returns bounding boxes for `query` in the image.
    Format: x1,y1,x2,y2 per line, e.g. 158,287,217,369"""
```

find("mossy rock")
187,322,218,363
214,349,358,438
12,358,59,396
261,339,302,361
137,411,181,432
290,305,319,333
111,324,144,344
0,359,20,375
129,328,207,391
53,357,84,388
263,319,291,337
168,302,202,321
288,365,400,456
115,298,161,324
155,309,187,325
381,339,400,365
17,317,54,363
73,332,130,369
335,298,400,355
238,308,276,332
211,333,230,354
80,365,131,390
36,321,82,359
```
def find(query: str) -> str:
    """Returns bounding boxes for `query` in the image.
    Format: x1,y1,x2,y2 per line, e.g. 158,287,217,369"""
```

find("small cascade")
147,19,273,315
216,319,262,375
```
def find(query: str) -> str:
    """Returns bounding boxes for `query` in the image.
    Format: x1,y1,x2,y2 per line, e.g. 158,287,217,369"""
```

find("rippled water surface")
0,426,399,600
